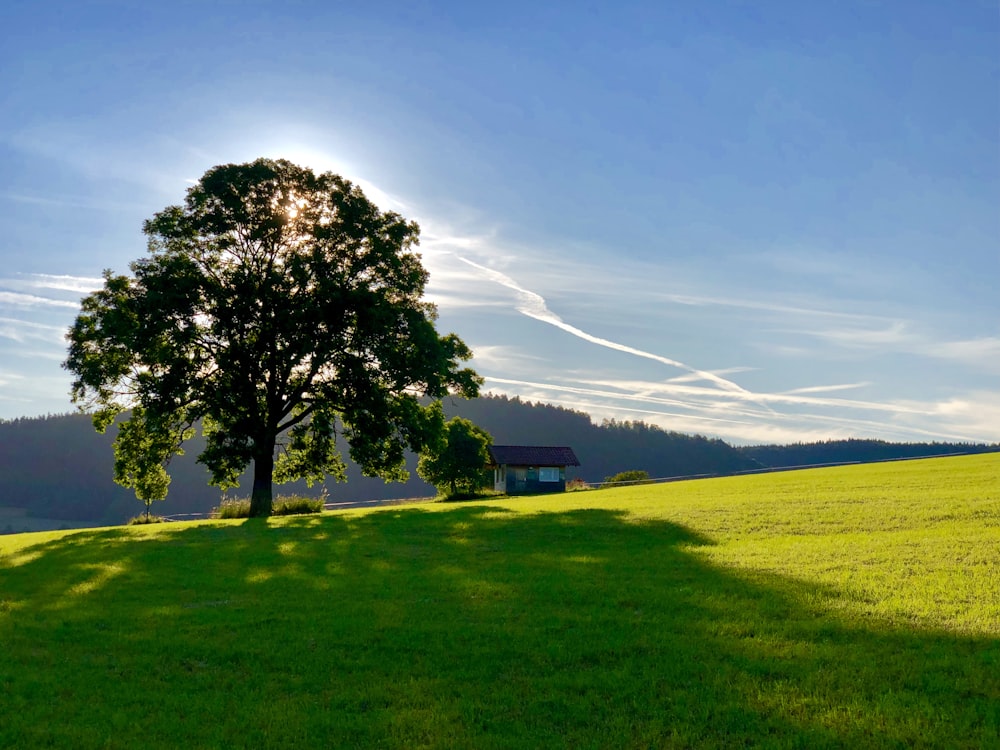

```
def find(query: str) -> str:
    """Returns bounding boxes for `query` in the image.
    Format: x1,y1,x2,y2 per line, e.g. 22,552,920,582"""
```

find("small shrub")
566,478,591,491
215,497,251,519
273,495,325,516
435,487,503,503
603,470,651,485
127,514,167,525
438,490,487,503
213,494,325,518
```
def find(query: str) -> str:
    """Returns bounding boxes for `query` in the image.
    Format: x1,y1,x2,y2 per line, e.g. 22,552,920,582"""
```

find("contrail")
484,376,972,442
457,256,754,396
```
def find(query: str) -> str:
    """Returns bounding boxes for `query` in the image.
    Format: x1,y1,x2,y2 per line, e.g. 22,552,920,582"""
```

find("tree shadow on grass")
1,506,997,749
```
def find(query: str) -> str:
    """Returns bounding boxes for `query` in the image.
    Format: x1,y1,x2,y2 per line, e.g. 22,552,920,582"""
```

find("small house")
487,445,580,495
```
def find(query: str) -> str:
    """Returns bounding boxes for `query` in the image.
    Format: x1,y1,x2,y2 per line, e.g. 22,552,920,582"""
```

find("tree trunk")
249,447,274,517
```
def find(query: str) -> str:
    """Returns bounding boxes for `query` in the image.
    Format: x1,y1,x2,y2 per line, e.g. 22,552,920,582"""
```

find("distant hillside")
0,414,138,525
2,399,995,527
0,398,754,525
443,395,755,482
739,439,999,468
0,413,435,526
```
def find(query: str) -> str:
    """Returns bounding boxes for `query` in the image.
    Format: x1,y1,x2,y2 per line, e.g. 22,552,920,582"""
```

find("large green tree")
417,415,493,497
64,158,481,517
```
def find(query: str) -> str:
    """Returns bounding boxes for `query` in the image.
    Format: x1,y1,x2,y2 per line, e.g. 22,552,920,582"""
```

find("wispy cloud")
0,191,147,213
0,317,67,344
573,376,937,416
926,392,1000,441
455,256,755,397
0,348,67,362
482,375,991,444
469,345,547,371
925,337,1000,372
27,274,102,294
664,367,756,384
783,322,1000,374
791,321,913,348
0,291,79,310
657,290,896,325
384,199,997,444
779,383,871,395
0,371,73,408
6,123,203,198
0,273,103,295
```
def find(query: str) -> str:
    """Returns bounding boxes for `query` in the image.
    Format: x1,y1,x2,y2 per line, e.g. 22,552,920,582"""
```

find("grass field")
1,454,997,748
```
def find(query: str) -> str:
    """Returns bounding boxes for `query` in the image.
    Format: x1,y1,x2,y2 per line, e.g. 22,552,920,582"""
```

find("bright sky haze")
1,1,997,444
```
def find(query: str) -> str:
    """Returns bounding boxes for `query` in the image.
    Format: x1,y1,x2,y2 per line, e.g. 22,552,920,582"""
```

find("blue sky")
1,0,997,443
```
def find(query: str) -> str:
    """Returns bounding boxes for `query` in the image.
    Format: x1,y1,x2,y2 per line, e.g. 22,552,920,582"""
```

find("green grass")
1,454,997,748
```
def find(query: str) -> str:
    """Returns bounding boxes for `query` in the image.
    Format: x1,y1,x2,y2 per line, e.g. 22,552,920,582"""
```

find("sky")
1,0,997,444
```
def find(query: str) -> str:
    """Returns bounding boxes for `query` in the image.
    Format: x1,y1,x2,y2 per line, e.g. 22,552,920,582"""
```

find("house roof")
487,445,580,467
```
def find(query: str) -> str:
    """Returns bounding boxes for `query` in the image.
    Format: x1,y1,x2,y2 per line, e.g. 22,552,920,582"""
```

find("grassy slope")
0,454,997,748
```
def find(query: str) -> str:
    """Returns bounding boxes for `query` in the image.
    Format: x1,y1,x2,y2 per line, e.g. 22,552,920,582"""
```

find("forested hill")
1,397,996,528
0,398,755,525
442,395,754,482
0,413,434,526
738,439,999,468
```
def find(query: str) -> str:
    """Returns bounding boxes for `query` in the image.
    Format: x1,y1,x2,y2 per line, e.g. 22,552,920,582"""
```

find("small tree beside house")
417,415,493,498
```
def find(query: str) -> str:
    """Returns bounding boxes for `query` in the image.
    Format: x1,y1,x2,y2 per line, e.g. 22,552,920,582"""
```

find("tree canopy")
417,414,493,497
64,158,481,516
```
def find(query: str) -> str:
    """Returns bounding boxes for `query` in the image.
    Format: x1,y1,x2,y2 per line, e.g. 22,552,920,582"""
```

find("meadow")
0,454,997,748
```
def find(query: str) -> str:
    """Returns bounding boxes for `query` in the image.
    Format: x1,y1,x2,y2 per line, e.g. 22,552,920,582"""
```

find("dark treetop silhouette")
64,158,481,517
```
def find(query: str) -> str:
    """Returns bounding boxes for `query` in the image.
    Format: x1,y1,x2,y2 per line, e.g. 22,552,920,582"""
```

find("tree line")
0,400,751,523
5,398,994,527
737,439,998,468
